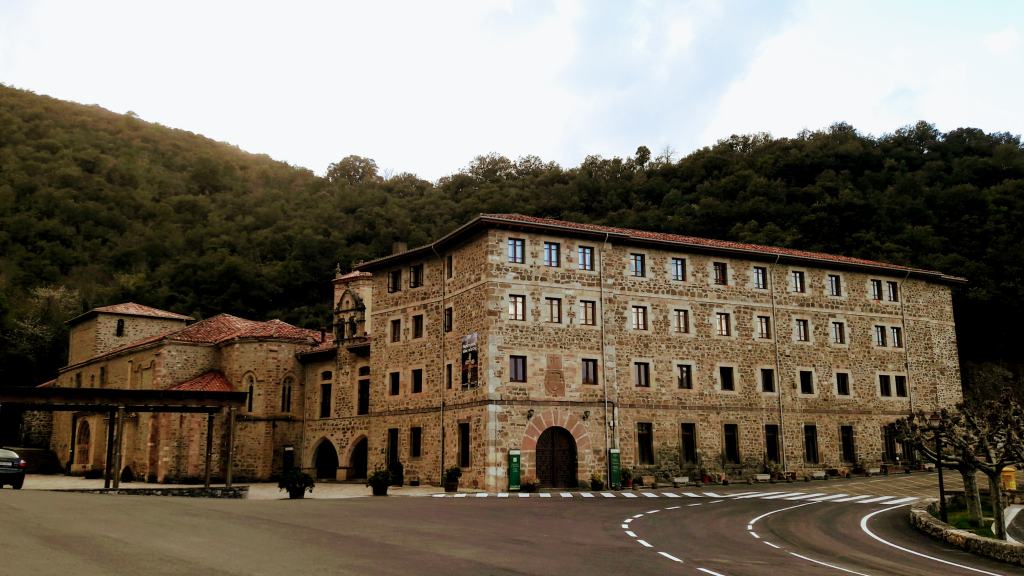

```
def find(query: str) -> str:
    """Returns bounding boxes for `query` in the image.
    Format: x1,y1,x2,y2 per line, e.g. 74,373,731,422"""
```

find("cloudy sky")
1,0,1021,180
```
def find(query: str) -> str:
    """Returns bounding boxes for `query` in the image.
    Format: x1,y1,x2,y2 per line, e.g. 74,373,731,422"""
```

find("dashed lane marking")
658,551,683,562
697,568,728,576
636,539,653,548
625,530,637,538
764,541,781,549
788,552,873,576
687,502,703,507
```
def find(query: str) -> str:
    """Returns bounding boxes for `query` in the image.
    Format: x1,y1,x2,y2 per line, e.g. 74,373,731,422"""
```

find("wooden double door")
536,426,577,488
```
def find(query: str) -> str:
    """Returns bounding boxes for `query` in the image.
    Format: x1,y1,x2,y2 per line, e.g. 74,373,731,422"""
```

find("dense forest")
1,84,1022,401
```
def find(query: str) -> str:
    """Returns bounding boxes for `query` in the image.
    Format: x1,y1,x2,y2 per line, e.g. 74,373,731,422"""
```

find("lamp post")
928,412,948,523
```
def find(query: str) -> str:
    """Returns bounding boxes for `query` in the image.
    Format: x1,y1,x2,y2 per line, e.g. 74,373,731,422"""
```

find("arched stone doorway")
75,420,91,465
536,426,577,488
313,440,339,480
348,437,368,480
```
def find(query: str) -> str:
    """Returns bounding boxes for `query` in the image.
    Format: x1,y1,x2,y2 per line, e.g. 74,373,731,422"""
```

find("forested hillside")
1,84,1022,399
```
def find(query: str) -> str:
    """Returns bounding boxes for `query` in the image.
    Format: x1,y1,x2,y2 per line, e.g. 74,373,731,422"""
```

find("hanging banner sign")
461,332,479,389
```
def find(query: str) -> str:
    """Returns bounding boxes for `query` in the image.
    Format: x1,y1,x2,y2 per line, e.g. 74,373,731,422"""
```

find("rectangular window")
757,315,772,339
723,424,740,464
753,266,767,289
389,372,400,396
713,262,728,285
582,358,598,385
509,295,526,321
716,312,731,336
546,297,562,323
390,319,401,342
581,300,597,326
832,321,846,344
799,370,814,394
761,368,775,393
543,241,560,267
874,325,887,346
578,246,594,271
445,364,452,390
879,374,892,396
765,424,780,463
508,238,525,263
410,427,422,458
357,380,369,415
891,326,903,348
631,305,648,330
634,362,651,387
458,422,470,467
671,257,687,281
444,307,453,333
828,274,842,296
840,425,856,463
795,319,809,342
510,356,527,382
677,364,693,389
681,423,697,464
629,253,646,277
409,263,424,288
719,366,735,391
446,254,453,279
115,319,125,337
319,383,331,418
870,279,883,300
387,428,399,466
412,369,423,393
99,366,107,385
895,375,908,397
637,423,654,465
387,269,402,293
674,309,690,333
887,281,900,302
804,425,819,464
412,314,424,339
790,270,806,293
836,372,851,396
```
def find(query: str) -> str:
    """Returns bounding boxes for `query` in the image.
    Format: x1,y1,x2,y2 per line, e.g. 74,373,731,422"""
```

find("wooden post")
203,412,214,488
104,409,116,488
111,406,126,490
225,407,235,488
67,413,79,475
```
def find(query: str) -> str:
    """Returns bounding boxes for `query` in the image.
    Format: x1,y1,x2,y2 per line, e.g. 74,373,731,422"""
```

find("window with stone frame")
412,369,423,393
578,245,595,271
582,358,598,385
799,370,815,394
637,423,655,465
631,305,648,330
753,266,767,289
115,319,125,337
832,321,846,344
874,325,887,346
719,366,735,391
674,309,690,334
870,279,883,300
795,318,810,342
879,374,892,397
508,238,525,264
543,241,561,267
389,372,400,395
757,315,772,339
510,355,527,382
723,424,741,464
836,372,851,396
409,263,424,288
319,383,331,418
765,424,781,463
634,362,651,387
681,423,697,464
280,376,293,413
388,269,402,293
545,297,562,323
677,364,693,389
446,363,453,389
508,294,526,321
887,281,900,302
390,319,401,342
671,257,687,281
458,422,470,467
890,326,903,348
412,314,424,339
790,270,806,293
629,253,646,277
760,368,775,393
713,262,729,285
894,375,908,397
804,424,820,464
581,300,597,326
444,307,453,333
446,254,453,279
828,274,842,296
716,312,731,336
410,427,422,458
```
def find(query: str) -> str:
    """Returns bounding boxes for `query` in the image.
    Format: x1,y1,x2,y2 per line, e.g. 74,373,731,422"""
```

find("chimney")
392,241,408,255
319,327,326,343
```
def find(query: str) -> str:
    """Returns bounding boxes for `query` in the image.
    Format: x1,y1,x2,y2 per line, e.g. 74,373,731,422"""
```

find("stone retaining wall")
54,486,249,499
909,499,1024,567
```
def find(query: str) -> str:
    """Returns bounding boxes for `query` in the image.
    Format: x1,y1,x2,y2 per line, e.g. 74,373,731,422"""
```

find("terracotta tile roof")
167,371,233,392
36,379,56,388
169,314,261,343
68,302,194,326
234,319,321,341
333,271,372,283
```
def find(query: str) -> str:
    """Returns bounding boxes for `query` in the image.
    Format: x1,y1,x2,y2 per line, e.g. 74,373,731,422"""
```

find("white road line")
856,495,892,504
688,503,703,507
809,493,848,502
737,491,782,499
633,513,645,518
784,492,826,500
663,492,680,498
764,541,781,549
831,495,871,502
539,492,551,498
621,524,629,529
726,491,759,498
746,524,753,530
749,531,759,539
658,551,683,562
497,493,509,498
637,539,653,548
697,568,727,576
432,494,446,498
623,518,633,524
475,492,489,498
642,492,659,498
580,492,594,498
702,491,725,497
708,499,724,504
625,530,637,538
880,496,918,505
860,505,1007,576
517,493,530,498
666,505,681,510
560,492,573,498
646,509,660,514
601,492,615,498
683,492,702,497
748,501,818,527
454,493,467,498
789,552,872,576
622,492,638,498
761,492,804,499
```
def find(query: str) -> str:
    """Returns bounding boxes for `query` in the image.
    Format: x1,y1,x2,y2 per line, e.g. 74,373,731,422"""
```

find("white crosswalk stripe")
857,495,895,504
517,493,530,498
761,492,805,499
809,493,848,502
641,492,659,498
879,496,918,505
539,492,551,498
831,494,871,502
683,492,702,497
736,491,782,499
580,492,594,498
601,492,615,498
560,492,573,498
433,490,924,504
622,492,638,498
663,492,680,498
784,492,827,500
475,492,489,498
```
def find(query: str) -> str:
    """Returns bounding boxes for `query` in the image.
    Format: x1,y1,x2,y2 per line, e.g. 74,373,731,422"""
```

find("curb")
909,499,1024,567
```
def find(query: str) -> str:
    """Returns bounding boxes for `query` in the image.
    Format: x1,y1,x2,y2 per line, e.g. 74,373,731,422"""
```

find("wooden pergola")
0,387,247,489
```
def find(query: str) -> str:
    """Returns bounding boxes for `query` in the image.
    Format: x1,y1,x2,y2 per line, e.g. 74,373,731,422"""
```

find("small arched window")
281,376,293,413
115,319,125,337
245,374,255,413
321,370,333,381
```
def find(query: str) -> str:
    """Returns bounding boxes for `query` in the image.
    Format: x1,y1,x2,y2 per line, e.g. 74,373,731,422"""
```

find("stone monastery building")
46,214,965,491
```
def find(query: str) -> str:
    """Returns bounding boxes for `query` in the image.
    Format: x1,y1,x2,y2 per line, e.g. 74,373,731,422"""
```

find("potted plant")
520,476,539,492
278,469,315,499
590,473,605,491
444,466,462,492
367,467,391,496
619,468,633,489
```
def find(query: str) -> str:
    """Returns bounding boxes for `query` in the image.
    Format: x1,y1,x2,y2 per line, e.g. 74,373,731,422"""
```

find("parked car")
0,448,27,489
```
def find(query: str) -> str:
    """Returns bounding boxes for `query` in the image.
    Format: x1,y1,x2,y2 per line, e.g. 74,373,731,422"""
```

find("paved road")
1,485,1017,575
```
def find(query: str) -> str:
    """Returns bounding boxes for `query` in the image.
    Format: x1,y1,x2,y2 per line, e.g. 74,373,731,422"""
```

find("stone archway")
536,426,577,488
75,420,91,465
313,439,339,480
521,409,592,488
347,436,368,480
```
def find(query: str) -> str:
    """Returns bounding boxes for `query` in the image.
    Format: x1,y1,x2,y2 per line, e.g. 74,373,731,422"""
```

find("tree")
325,155,380,185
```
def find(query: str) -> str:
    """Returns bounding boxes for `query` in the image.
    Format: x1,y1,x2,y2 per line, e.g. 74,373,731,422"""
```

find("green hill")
1,84,1022,401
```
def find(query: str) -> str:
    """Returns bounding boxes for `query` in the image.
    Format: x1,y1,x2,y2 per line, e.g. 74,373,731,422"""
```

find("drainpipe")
769,254,787,473
431,245,446,486
598,233,614,485
898,270,914,413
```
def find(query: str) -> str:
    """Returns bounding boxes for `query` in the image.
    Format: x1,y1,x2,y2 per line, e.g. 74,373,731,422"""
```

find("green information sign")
609,448,621,489
508,449,521,491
